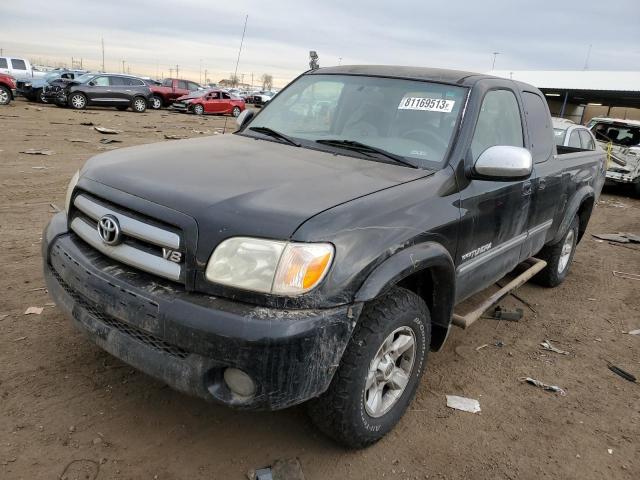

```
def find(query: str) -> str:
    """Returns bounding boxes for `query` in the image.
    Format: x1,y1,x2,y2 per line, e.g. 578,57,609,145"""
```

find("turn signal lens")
272,243,334,295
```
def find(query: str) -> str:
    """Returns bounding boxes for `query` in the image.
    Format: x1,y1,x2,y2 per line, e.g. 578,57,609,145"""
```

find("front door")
456,87,532,302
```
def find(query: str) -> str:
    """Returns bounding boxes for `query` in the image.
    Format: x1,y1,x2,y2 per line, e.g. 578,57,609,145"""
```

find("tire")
232,106,241,117
132,96,147,113
38,89,48,103
0,86,11,105
116,106,128,111
150,95,162,110
533,215,579,287
307,287,431,448
193,104,204,115
69,92,87,110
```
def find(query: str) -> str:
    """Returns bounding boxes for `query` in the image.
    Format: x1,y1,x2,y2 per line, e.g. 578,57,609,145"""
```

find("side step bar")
451,257,547,329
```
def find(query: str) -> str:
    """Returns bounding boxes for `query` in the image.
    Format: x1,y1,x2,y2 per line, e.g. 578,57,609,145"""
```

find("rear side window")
522,92,553,163
109,76,126,86
222,92,231,99
0,58,7,68
579,129,595,150
131,78,144,86
568,130,581,148
11,59,26,70
471,89,523,160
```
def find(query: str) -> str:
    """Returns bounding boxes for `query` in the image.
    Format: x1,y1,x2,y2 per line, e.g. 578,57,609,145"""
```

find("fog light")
223,368,256,398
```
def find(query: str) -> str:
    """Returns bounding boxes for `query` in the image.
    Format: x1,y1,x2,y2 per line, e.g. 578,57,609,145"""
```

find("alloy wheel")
558,229,574,274
71,94,85,109
134,98,146,112
364,326,416,418
0,88,9,105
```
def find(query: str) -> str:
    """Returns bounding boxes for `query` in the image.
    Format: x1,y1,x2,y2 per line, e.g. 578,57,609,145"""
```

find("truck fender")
551,185,594,245
354,242,456,351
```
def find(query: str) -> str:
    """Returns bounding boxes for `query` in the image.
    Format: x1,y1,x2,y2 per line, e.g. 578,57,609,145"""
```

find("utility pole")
583,44,592,70
204,69,208,85
176,64,179,78
491,52,500,70
122,60,125,73
199,59,202,84
251,72,254,89
101,38,105,72
169,68,173,77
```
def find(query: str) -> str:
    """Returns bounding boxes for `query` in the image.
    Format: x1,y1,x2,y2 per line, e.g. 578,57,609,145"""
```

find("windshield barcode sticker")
398,97,455,113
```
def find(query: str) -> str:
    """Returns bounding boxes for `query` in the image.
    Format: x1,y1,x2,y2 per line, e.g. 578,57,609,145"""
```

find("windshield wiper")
248,126,301,147
315,139,419,168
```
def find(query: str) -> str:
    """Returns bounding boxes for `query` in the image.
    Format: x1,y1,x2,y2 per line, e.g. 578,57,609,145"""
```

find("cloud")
1,0,638,86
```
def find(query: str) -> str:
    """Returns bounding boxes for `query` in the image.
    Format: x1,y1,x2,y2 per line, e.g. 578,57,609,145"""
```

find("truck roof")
310,65,518,88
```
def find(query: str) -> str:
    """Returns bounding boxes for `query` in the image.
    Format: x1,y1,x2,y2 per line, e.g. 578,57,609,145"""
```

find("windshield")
245,74,467,168
75,73,95,84
553,128,567,146
590,121,640,147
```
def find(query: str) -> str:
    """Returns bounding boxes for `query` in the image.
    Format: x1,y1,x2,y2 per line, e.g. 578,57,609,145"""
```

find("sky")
1,0,639,88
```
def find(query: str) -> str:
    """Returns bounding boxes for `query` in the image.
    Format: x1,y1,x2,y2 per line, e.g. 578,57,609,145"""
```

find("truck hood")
81,134,429,242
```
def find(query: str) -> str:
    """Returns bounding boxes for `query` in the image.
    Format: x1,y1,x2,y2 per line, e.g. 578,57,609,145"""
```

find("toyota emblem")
97,215,122,245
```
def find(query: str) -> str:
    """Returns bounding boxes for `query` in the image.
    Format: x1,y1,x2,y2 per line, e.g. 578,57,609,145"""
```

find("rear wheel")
193,104,204,115
132,96,147,112
307,287,430,448
0,86,12,105
232,106,241,117
69,92,87,110
534,215,579,287
150,95,162,109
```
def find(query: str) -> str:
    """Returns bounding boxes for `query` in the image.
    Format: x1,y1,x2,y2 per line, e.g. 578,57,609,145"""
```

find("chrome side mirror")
236,109,255,128
472,146,532,180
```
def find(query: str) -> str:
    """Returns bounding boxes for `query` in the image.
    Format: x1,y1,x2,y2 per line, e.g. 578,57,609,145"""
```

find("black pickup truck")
43,66,605,448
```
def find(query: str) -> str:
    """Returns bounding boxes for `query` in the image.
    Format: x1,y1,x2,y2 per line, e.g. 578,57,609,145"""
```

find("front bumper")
605,170,639,184
43,213,359,410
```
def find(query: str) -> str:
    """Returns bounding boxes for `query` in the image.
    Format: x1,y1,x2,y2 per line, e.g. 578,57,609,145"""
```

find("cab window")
0,58,7,68
471,89,523,161
522,92,553,163
11,59,26,70
178,80,188,90
162,78,172,87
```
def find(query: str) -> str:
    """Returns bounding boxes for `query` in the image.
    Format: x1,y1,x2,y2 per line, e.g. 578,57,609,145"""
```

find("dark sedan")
45,73,153,112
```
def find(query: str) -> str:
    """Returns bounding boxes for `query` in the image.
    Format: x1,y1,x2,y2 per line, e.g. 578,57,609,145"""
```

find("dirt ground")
1,98,639,480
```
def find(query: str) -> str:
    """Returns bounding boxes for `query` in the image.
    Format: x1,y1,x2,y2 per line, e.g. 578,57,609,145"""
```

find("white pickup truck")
587,117,640,195
0,56,46,91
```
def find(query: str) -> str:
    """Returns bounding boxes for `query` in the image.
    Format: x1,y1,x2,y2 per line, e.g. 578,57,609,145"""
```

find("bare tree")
261,74,273,90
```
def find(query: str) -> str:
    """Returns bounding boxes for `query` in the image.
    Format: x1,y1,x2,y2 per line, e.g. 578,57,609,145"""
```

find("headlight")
205,237,334,295
65,170,80,213
24,82,32,87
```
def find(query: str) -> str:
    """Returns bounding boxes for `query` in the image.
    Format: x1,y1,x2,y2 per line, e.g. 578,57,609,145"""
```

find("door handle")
538,178,546,190
522,181,532,196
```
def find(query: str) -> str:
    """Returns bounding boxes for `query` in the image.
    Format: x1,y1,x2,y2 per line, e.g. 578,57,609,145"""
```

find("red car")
172,89,245,117
0,73,17,105
148,78,202,109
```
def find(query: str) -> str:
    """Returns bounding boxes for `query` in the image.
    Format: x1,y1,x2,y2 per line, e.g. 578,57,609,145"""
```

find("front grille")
70,193,184,283
52,268,189,359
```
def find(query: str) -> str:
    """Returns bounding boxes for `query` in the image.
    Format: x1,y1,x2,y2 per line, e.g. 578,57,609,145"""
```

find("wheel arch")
551,186,595,245
354,242,456,352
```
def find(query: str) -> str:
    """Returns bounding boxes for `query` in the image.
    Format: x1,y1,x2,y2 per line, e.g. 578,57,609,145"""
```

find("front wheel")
307,287,430,448
150,95,162,110
193,104,204,115
0,86,12,105
232,106,241,117
39,89,48,103
69,92,87,109
534,215,579,287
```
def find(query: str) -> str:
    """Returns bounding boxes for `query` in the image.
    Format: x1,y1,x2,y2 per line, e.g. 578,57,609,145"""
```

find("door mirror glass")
472,145,532,180
236,109,255,128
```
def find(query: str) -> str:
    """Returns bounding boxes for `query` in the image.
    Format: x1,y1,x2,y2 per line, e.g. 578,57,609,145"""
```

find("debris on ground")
50,203,61,213
99,138,123,144
483,305,523,322
164,134,187,140
626,329,640,335
247,458,306,480
20,148,54,155
520,377,566,396
66,138,91,143
80,121,95,126
592,232,640,244
475,344,489,351
446,395,481,413
540,339,570,355
94,126,121,134
607,364,637,383
0,314,8,321
612,271,640,281
13,336,27,342
24,306,43,315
